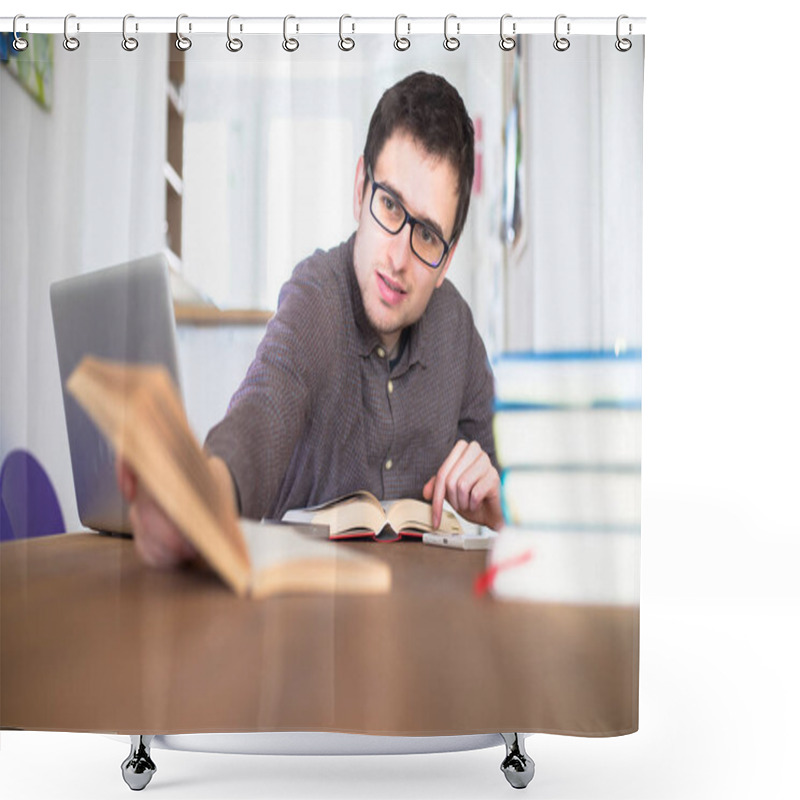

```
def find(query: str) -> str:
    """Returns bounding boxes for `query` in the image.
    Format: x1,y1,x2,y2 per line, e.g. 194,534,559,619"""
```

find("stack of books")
488,349,641,605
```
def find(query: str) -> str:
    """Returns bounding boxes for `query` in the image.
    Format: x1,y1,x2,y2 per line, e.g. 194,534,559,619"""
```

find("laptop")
50,254,182,535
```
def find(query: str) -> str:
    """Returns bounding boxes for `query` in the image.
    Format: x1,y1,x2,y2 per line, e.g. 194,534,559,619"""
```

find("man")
119,71,503,568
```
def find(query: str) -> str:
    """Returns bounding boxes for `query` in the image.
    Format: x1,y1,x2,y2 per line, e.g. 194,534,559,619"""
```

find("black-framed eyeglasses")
366,165,452,269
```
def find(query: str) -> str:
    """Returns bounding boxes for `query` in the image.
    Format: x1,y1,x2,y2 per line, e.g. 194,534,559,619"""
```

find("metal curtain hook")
63,13,80,51
394,14,410,51
443,14,460,51
226,15,242,52
615,14,632,52
283,15,299,52
338,14,355,51
553,14,570,52
12,15,28,52
175,14,192,51
122,14,139,51
499,14,515,51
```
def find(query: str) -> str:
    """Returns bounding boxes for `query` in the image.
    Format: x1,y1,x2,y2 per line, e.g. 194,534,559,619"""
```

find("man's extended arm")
118,258,336,566
203,260,338,520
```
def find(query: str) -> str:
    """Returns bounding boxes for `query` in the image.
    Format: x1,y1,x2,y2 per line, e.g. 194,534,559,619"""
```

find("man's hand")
116,456,198,568
116,455,236,569
422,440,504,532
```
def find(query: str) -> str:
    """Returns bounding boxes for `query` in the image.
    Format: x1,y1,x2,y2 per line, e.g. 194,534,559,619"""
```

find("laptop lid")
50,254,182,534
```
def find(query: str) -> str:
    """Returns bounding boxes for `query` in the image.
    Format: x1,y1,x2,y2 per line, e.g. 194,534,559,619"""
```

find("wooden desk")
0,534,638,737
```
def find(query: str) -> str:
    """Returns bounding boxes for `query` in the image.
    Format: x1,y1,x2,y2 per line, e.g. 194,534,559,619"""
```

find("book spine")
492,350,642,408
500,467,641,531
493,406,641,468
492,350,642,533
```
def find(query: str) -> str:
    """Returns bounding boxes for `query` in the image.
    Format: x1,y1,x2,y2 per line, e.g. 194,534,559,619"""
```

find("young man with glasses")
119,71,503,568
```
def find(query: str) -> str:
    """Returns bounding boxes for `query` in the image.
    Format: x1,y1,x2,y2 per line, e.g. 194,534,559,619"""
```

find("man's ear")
434,240,458,289
353,155,367,222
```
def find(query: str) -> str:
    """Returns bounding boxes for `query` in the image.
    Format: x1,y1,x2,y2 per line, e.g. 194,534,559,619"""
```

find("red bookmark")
473,549,535,597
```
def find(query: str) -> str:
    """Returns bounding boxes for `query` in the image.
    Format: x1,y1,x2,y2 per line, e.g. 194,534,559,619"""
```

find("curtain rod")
1,16,646,36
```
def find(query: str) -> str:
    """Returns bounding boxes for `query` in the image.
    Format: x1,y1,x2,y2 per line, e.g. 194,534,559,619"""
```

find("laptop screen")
50,254,181,534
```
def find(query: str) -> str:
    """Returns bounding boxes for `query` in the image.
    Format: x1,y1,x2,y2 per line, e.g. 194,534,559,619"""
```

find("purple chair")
0,449,65,542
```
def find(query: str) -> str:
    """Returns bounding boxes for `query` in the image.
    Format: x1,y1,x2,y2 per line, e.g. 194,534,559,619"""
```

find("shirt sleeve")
204,266,339,519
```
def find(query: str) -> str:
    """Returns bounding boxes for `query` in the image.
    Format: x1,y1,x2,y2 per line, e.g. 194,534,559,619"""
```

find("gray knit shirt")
204,233,496,521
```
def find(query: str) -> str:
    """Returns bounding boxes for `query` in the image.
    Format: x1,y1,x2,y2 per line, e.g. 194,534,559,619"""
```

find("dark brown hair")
363,71,475,245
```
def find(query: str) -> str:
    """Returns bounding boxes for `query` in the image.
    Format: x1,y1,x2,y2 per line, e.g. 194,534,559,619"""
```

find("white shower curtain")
0,12,643,765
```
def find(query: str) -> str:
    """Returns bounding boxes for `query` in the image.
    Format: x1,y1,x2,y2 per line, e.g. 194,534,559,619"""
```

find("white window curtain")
1,35,168,527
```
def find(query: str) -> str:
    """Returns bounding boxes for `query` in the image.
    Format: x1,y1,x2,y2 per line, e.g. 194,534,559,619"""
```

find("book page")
240,519,392,596
383,499,463,534
284,491,387,535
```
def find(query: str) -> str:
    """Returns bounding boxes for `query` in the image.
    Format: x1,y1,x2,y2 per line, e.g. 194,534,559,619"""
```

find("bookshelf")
165,42,185,266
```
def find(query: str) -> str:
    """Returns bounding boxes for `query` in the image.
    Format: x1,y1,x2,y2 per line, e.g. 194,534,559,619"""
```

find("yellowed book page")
240,520,391,596
383,499,463,534
284,491,387,535
67,356,251,596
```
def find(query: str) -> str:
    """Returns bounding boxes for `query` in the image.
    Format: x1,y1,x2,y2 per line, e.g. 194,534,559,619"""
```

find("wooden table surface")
0,533,638,736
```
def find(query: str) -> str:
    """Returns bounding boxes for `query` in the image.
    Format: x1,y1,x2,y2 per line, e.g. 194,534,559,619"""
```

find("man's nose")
386,223,414,272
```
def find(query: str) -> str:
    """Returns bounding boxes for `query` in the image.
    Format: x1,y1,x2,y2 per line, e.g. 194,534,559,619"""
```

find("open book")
66,356,391,598
282,491,463,542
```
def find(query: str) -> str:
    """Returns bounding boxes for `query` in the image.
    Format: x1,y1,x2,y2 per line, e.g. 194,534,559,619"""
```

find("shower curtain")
0,18,643,744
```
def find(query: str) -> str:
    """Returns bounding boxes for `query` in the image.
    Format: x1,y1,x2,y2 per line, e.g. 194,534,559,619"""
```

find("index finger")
431,440,468,529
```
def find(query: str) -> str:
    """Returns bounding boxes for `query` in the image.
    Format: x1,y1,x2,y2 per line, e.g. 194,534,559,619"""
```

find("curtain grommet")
394,15,410,51
499,14,516,51
443,14,460,51
121,14,139,52
12,15,29,52
63,14,80,51
338,14,355,51
175,14,192,51
283,15,299,52
226,15,243,52
553,14,570,52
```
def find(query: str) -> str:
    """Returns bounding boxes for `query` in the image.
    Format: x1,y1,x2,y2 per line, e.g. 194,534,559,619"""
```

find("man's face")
352,131,459,351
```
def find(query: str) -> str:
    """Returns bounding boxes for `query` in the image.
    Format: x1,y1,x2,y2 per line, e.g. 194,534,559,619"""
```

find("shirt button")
387,380,394,394
385,459,393,471
377,347,386,359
